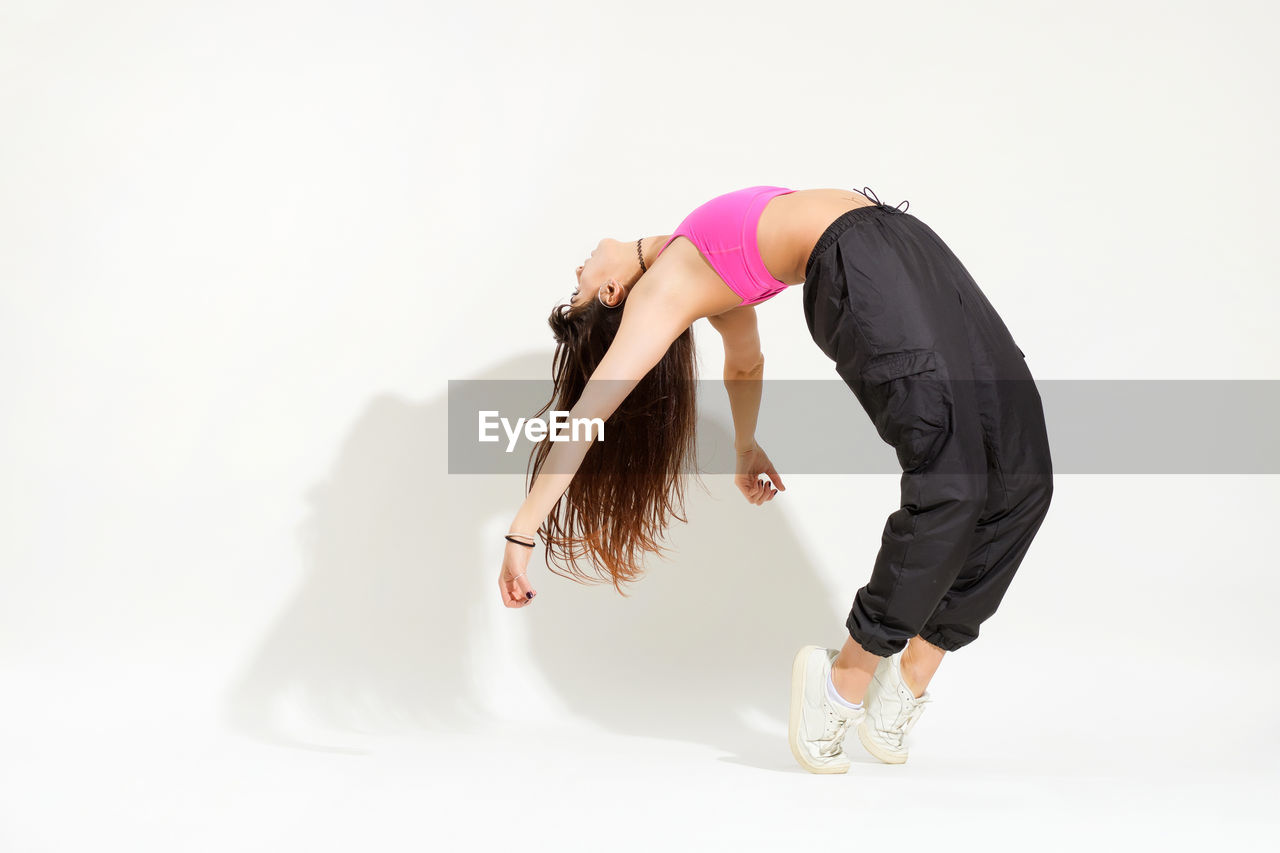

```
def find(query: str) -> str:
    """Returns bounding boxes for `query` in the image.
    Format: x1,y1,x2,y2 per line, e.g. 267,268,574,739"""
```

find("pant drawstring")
858,186,910,214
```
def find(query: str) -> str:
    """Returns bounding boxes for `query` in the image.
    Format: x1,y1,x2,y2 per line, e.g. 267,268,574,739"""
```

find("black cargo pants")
802,192,1054,656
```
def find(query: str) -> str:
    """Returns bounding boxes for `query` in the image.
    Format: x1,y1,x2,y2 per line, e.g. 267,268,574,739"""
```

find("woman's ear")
598,278,624,308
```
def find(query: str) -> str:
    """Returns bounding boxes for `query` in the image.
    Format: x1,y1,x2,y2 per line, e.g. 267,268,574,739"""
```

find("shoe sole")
788,645,850,775
855,719,908,765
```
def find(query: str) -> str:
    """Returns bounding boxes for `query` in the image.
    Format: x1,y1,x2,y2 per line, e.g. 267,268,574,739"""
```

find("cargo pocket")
856,349,954,472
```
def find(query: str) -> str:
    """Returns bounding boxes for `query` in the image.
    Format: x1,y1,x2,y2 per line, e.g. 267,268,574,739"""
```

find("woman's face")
569,238,624,309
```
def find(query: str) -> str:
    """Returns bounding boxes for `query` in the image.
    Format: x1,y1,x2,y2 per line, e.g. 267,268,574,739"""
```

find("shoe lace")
903,694,931,732
883,694,933,748
817,714,854,758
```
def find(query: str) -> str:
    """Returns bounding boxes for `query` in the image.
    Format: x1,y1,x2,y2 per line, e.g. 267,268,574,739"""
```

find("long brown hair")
525,294,705,595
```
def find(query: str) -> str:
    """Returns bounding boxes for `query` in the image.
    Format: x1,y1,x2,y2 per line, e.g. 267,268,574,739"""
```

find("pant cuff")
845,613,907,657
918,627,972,653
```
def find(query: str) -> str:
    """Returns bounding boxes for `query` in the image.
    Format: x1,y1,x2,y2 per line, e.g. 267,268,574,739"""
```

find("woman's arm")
706,306,766,452
508,271,705,539
725,360,765,452
706,306,783,505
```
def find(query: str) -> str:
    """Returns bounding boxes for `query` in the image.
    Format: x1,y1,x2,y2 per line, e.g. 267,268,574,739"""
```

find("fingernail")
525,591,533,599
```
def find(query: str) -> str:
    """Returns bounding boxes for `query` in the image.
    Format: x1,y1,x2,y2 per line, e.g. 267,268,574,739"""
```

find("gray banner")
447,379,1280,475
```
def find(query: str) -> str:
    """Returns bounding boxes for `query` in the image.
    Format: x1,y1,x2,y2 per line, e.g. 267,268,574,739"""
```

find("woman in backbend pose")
497,186,1054,774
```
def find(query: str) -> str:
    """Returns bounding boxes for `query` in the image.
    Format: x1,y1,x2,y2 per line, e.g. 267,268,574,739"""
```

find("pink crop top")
654,185,796,307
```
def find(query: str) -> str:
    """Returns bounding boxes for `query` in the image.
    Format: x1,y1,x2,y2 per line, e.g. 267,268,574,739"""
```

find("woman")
498,186,1054,775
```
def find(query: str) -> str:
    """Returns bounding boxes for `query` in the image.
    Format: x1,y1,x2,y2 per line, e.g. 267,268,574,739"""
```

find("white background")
2,1,1277,850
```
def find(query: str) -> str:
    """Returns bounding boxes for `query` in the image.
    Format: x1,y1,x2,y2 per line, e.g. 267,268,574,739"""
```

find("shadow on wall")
220,352,851,768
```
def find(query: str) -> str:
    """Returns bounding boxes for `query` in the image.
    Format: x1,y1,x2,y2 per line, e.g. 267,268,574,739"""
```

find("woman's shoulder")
646,235,746,318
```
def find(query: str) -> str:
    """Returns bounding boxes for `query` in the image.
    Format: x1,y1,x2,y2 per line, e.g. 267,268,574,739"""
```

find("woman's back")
760,188,885,283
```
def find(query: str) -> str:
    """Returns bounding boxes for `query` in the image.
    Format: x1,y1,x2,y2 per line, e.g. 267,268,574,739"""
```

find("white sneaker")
855,649,933,764
788,645,865,774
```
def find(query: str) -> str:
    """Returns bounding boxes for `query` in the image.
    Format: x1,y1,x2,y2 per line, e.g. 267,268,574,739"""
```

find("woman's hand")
499,539,538,608
734,440,786,506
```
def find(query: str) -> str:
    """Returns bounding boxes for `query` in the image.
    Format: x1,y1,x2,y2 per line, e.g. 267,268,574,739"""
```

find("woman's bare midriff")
757,188,879,285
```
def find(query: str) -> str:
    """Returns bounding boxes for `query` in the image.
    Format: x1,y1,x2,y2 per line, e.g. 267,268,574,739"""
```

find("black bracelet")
504,534,535,548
